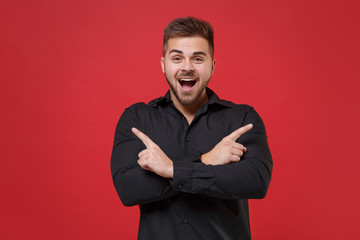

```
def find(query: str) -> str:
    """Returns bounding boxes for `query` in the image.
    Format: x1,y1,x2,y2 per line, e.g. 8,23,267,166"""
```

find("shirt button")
186,138,191,142
178,184,183,189
184,218,188,223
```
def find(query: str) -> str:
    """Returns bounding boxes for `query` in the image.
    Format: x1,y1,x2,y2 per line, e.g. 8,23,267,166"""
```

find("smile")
178,78,197,91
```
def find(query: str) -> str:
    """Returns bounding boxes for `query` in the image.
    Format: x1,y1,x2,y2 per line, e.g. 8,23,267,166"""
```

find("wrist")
167,161,174,178
200,154,209,165
170,164,174,178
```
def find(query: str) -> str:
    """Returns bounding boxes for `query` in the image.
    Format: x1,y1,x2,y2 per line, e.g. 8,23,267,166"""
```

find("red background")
1,0,359,239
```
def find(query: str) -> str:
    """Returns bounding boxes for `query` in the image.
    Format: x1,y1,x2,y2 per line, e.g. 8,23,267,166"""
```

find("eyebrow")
193,51,207,56
169,49,207,56
169,49,183,55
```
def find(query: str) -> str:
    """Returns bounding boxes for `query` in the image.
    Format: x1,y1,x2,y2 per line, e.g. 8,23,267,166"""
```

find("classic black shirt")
111,88,272,240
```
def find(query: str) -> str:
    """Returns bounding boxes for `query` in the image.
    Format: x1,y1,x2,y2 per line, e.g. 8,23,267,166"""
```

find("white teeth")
180,79,195,81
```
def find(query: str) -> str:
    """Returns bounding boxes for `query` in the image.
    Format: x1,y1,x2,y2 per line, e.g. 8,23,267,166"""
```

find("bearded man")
111,16,272,240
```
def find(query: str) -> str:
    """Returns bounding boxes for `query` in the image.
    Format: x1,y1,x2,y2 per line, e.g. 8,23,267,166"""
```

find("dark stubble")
165,75,209,106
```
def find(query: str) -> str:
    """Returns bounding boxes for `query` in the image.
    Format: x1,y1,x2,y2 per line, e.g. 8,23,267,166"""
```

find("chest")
137,107,245,162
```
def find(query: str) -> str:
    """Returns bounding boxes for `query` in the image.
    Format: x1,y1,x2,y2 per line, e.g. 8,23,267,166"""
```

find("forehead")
166,36,210,55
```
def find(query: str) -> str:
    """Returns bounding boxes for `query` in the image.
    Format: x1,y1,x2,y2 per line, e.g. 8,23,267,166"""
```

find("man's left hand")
132,127,174,178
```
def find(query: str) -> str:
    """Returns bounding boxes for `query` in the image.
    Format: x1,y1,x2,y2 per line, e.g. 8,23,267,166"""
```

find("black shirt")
111,88,272,240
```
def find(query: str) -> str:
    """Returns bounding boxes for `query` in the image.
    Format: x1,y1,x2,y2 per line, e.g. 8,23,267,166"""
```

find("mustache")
177,72,198,79
179,71,196,76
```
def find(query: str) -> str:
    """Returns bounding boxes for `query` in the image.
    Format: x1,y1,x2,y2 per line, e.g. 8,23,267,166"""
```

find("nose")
181,59,194,72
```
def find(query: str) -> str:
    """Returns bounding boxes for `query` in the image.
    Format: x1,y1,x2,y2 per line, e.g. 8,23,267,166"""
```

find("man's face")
161,36,216,106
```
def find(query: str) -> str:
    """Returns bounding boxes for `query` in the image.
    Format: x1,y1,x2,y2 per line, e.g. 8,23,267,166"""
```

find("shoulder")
125,102,149,112
220,99,253,111
115,102,154,133
120,102,151,121
208,89,254,115
125,95,166,112
216,98,265,128
120,95,165,120
216,98,255,116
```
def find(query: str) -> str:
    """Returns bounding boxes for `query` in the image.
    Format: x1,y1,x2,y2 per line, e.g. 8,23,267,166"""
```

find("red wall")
1,0,359,239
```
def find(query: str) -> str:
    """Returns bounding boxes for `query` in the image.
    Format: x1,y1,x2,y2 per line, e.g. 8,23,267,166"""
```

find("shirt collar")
149,88,233,108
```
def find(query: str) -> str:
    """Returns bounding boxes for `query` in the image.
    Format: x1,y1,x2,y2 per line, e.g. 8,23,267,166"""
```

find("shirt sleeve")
110,105,178,206
170,107,273,199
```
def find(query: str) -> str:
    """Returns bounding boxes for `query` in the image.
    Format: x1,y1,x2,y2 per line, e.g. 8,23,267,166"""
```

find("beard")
165,75,209,106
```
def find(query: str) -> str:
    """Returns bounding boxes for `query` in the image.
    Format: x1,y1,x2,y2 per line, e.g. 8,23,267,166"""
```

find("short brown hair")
163,17,214,58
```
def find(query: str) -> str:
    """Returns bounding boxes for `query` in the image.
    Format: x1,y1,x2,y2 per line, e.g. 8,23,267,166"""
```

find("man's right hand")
200,124,253,165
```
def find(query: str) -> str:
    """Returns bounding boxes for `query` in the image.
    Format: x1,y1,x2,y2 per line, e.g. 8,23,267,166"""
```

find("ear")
211,58,216,76
160,57,165,73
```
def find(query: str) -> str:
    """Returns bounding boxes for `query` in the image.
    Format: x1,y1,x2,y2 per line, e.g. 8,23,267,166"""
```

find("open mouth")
178,78,197,91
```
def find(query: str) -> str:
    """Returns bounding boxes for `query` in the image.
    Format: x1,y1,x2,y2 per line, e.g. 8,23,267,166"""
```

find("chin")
179,99,196,105
177,92,200,105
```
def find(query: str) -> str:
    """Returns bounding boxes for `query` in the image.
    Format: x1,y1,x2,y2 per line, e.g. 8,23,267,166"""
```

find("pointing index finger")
227,123,253,141
132,127,155,148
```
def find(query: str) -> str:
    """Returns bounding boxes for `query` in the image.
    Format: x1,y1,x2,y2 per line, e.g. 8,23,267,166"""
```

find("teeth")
180,79,195,81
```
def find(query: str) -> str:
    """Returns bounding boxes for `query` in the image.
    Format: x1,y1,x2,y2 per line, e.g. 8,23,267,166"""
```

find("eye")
172,56,182,63
193,57,204,63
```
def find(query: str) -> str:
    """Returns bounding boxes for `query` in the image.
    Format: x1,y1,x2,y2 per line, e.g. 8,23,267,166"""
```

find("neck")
170,90,208,124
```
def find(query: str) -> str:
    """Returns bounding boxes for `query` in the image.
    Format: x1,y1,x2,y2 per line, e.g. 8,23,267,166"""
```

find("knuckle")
224,140,231,145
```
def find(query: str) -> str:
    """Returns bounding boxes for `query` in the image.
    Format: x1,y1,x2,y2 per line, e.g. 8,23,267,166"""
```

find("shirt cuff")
171,152,215,193
171,151,200,191
171,161,193,192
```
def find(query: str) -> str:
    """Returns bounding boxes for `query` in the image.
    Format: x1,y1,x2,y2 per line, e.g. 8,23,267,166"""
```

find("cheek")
197,65,213,78
165,64,179,77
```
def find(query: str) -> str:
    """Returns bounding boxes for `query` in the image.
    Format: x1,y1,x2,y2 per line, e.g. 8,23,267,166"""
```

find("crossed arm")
111,107,272,206
132,124,253,178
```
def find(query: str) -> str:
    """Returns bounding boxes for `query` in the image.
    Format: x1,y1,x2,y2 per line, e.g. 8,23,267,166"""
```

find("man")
111,17,272,240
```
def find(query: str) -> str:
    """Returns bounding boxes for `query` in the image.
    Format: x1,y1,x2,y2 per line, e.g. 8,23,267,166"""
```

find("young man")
111,17,272,240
